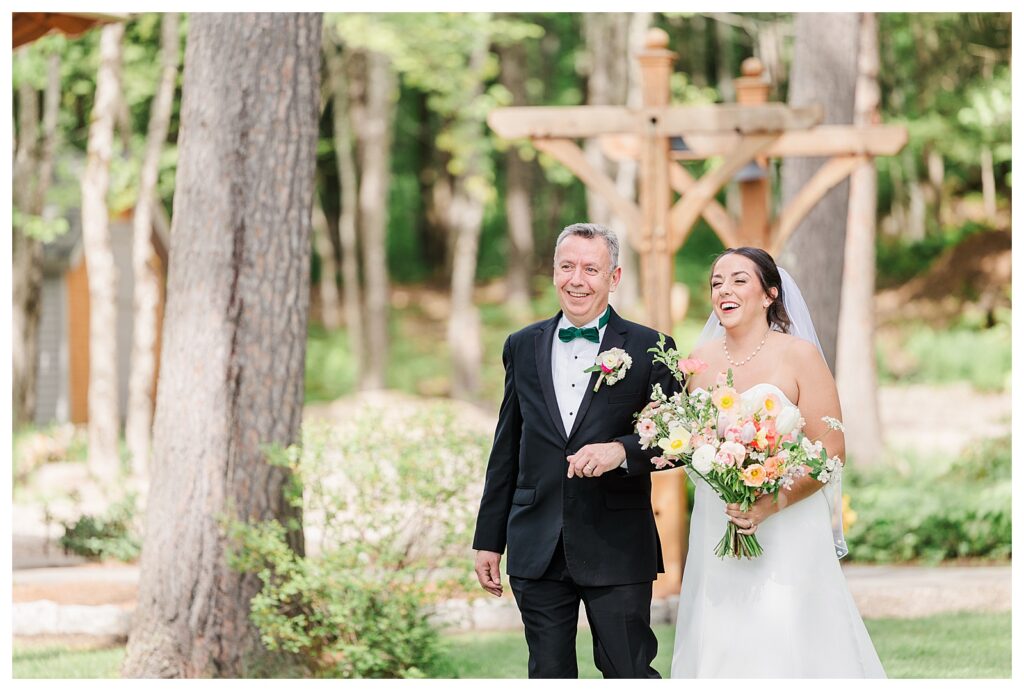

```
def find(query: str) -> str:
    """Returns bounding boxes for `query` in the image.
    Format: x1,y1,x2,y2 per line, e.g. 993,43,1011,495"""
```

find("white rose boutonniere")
584,347,632,393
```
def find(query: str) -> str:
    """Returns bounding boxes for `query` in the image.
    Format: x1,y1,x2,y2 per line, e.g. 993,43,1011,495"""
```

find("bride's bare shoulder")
688,338,721,361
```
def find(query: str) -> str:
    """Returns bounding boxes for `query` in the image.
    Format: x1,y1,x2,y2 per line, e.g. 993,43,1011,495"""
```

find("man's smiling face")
552,234,621,327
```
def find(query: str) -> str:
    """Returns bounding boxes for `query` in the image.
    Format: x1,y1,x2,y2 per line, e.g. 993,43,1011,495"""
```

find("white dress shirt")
550,312,606,437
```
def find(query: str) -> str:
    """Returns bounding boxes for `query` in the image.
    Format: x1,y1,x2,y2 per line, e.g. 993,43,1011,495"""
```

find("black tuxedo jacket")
472,307,682,587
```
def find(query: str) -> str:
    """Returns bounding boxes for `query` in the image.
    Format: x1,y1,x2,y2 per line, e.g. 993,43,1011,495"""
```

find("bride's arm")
727,338,845,534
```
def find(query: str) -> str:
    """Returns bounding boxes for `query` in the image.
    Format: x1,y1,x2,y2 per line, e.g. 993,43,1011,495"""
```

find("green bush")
59,493,141,562
877,312,1011,392
844,436,1011,564
229,399,489,678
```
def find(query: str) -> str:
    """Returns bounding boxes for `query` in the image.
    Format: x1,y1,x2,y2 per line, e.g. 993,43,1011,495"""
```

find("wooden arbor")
487,28,906,596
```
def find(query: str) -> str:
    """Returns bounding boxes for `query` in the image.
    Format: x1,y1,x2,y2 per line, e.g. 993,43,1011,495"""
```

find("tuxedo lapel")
535,315,568,443
567,308,627,443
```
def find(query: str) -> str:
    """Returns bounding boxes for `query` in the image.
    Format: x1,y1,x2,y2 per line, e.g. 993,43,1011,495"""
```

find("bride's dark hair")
711,247,793,334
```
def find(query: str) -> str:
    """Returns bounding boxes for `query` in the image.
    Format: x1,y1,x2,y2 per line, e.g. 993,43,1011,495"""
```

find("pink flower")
600,363,614,373
740,421,757,444
677,357,708,377
742,464,767,487
718,441,746,466
651,456,674,470
764,455,783,479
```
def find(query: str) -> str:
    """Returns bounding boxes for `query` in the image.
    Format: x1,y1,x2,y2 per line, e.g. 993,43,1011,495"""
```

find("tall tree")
12,47,61,426
122,13,322,677
497,40,535,316
582,12,647,315
80,22,125,484
349,48,396,391
126,13,179,485
324,35,365,370
778,12,859,372
836,12,884,466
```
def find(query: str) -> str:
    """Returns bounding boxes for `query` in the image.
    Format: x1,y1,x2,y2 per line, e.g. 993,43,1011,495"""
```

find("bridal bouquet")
635,334,844,559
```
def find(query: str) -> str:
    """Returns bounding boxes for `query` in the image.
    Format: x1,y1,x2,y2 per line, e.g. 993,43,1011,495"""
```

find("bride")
671,247,885,678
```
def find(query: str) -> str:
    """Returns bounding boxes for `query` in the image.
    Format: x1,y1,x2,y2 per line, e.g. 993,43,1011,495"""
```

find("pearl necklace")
723,329,770,367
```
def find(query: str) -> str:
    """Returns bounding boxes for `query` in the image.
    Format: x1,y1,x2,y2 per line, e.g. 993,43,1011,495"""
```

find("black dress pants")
508,535,661,679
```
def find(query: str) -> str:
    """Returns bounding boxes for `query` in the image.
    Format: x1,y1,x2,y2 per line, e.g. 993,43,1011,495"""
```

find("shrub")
229,397,489,678
843,436,1011,564
59,493,141,562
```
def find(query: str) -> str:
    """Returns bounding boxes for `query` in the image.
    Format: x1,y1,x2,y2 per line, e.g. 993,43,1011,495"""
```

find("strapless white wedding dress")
670,383,886,678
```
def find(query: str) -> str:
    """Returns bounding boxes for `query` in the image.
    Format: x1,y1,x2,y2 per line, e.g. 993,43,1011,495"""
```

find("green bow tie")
558,306,611,343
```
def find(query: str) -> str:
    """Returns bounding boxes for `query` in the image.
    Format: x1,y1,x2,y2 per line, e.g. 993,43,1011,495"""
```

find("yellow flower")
712,386,738,412
658,426,692,457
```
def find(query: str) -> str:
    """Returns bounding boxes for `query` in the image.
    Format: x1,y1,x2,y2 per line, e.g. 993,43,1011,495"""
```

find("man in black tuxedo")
472,223,681,678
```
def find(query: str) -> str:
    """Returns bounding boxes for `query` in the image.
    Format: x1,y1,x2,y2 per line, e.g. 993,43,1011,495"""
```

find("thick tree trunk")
326,41,364,360
80,23,125,483
122,14,321,678
447,35,490,402
126,13,179,485
350,49,395,391
778,13,859,372
498,41,534,316
13,50,61,427
836,12,884,467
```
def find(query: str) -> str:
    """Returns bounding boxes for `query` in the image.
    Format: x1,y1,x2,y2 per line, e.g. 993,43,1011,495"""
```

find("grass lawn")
13,610,1010,679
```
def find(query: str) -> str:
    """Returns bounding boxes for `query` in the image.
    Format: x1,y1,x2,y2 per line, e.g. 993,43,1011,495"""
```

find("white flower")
776,405,802,435
801,437,823,458
822,416,846,432
691,444,716,474
740,421,757,444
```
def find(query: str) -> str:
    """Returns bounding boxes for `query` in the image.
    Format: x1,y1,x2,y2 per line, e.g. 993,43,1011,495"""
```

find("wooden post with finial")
636,27,687,599
734,57,772,248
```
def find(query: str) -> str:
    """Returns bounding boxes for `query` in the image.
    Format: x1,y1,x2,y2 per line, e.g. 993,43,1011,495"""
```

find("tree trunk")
122,13,321,678
778,13,859,373
447,34,490,402
981,145,997,219
81,23,125,483
312,196,342,329
12,49,59,427
349,49,395,391
582,12,646,316
126,13,179,486
326,41,364,361
498,41,534,316
836,12,884,467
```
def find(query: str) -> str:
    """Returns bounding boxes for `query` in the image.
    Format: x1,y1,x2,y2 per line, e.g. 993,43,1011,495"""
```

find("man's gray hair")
554,222,620,268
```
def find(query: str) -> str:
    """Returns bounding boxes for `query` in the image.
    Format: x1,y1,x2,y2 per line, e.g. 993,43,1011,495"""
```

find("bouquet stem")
714,521,764,559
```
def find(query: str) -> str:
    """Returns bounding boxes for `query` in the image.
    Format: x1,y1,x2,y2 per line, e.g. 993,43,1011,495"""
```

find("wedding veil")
695,265,848,559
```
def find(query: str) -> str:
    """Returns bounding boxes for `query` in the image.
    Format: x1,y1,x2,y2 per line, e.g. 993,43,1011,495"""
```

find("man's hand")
475,550,504,597
567,441,626,478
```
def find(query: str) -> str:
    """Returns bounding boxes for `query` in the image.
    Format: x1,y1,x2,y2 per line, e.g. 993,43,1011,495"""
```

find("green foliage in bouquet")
228,400,489,678
844,436,1011,564
59,493,141,562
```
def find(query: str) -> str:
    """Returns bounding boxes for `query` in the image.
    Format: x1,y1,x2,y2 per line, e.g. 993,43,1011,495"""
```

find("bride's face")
710,254,773,330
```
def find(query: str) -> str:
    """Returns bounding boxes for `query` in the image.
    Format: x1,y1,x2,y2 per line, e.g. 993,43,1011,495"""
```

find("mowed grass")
13,610,1010,678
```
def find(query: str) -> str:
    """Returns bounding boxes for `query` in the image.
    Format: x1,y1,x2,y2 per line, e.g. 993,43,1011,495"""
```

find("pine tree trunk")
498,41,534,316
326,41,364,361
13,50,61,428
127,13,179,485
122,14,321,678
778,13,859,372
836,12,884,467
81,23,125,483
350,49,395,391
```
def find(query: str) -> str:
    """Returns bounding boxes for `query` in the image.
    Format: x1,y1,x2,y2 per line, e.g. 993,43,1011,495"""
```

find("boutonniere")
584,347,633,392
